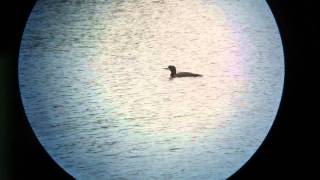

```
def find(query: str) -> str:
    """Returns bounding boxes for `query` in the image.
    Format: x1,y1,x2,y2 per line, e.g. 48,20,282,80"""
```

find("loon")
164,65,202,78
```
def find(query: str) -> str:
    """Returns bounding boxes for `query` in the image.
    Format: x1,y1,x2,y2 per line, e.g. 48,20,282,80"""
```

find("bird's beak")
163,67,169,70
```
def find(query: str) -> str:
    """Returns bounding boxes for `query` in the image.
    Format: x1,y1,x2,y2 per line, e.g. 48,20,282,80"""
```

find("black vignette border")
230,0,316,179
1,0,74,179
0,0,315,179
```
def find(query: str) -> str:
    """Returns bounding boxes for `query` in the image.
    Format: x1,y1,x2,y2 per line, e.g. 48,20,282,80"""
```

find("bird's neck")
170,69,176,78
170,71,176,78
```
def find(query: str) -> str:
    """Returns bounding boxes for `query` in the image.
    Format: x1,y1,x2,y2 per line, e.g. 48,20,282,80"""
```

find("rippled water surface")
19,0,284,179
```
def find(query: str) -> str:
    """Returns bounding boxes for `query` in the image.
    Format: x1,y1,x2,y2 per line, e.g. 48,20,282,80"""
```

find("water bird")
164,65,202,78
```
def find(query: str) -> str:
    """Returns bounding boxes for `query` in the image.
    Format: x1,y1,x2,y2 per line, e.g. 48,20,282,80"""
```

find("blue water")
19,0,284,179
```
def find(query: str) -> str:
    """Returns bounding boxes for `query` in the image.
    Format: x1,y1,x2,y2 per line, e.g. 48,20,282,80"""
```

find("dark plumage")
164,65,202,78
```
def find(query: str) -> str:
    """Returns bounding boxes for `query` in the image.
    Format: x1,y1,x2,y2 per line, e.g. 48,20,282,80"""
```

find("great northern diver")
164,65,202,78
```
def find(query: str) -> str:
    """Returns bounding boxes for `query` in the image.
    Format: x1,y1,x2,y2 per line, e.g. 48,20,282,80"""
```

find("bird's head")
163,65,176,72
163,65,177,78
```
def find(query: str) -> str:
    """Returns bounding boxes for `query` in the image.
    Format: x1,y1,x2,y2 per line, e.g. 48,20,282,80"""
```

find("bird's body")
174,72,202,78
164,65,202,78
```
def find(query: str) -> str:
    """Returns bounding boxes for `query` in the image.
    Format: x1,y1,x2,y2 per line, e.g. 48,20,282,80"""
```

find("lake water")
19,0,284,179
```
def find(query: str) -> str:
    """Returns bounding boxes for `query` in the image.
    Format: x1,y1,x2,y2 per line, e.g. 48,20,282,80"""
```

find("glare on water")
19,0,284,179
87,0,244,136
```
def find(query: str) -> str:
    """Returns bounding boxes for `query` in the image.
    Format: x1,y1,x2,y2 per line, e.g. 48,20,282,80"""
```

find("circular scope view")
19,0,284,179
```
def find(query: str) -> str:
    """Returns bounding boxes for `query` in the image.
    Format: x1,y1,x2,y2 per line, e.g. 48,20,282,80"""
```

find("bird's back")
175,72,202,77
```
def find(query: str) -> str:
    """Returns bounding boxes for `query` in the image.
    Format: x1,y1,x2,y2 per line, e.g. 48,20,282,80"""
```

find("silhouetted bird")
164,65,202,78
